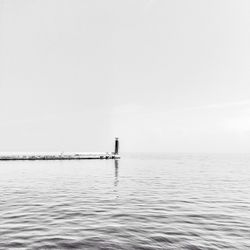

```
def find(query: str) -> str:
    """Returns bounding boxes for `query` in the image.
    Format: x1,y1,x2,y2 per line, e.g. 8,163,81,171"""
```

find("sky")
0,0,250,153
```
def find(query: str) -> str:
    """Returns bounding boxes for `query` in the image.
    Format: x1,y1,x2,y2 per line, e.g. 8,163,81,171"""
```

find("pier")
0,138,120,161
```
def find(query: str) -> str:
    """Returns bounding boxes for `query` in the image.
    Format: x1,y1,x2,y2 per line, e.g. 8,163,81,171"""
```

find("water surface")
0,154,250,249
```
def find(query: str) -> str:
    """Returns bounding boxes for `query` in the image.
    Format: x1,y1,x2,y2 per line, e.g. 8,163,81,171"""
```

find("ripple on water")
0,155,250,249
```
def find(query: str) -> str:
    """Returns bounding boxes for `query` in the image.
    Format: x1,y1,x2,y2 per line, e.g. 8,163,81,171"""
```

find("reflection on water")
0,154,250,249
114,160,119,187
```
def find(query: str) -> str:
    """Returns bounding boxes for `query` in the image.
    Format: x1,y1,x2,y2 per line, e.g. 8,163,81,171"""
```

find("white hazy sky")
0,0,250,153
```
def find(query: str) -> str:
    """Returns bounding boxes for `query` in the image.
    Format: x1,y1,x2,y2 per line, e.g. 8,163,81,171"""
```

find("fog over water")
1,0,250,153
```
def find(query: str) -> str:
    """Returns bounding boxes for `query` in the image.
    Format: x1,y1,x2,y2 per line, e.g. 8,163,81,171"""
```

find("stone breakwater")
0,152,120,160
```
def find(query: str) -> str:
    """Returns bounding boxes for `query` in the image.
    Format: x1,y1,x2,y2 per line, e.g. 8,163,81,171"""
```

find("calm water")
0,154,250,249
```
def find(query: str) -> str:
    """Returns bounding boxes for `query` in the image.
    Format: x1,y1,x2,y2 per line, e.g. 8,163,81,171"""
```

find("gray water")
0,154,250,249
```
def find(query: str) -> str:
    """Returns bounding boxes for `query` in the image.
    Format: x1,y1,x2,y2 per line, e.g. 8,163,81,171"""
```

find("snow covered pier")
0,138,120,161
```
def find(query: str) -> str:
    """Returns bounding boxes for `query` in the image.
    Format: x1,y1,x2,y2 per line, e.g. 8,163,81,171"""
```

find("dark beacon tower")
114,137,119,155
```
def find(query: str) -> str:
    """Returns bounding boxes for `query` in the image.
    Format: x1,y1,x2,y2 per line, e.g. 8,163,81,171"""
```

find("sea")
0,153,250,249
